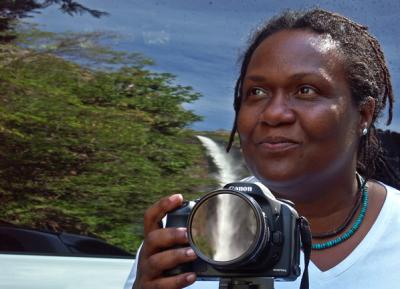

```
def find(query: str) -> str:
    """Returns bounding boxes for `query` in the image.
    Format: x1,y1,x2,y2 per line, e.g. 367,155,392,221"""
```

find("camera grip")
164,256,194,276
164,201,195,276
165,201,193,227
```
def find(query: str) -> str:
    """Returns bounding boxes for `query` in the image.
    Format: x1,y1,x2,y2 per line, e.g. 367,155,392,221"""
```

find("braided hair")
226,8,397,183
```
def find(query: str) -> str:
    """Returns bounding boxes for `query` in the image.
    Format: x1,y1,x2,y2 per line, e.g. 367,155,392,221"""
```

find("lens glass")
190,193,258,262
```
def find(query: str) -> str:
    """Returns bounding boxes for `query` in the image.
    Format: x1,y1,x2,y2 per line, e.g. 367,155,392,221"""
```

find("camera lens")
188,190,269,267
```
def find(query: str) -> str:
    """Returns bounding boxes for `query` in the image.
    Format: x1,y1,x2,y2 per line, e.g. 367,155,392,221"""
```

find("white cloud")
142,30,170,45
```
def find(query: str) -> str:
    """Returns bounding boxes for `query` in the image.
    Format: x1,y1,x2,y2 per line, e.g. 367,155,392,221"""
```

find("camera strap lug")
298,217,312,289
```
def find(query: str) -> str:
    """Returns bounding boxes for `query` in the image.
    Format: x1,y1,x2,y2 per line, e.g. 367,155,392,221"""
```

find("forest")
0,1,225,253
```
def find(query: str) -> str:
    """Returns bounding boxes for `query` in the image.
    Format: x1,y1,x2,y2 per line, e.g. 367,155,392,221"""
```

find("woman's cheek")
300,104,344,142
237,107,256,141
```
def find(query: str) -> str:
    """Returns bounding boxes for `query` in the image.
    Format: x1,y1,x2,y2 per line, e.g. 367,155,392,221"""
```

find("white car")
0,224,135,289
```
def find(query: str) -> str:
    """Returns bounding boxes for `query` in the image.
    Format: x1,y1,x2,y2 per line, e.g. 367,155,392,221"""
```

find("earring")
362,127,368,136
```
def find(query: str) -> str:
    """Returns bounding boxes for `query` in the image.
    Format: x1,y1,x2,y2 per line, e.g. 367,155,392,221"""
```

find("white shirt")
124,183,400,289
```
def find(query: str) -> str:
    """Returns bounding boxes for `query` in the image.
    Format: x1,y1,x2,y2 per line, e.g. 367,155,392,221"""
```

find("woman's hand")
133,194,197,289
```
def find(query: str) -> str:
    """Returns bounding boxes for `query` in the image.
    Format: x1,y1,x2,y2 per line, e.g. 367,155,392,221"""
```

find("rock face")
376,130,400,189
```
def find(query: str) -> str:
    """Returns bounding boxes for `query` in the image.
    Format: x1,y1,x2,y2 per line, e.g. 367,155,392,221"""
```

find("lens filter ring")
187,189,269,268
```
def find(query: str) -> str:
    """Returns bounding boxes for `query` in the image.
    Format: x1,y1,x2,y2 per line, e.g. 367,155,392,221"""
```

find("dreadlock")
226,8,396,183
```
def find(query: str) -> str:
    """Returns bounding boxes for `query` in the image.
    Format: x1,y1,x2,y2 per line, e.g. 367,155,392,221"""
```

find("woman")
125,8,400,289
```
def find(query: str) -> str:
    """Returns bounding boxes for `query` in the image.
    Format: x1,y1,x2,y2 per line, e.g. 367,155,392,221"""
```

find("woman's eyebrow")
244,71,332,83
243,74,269,82
290,71,333,83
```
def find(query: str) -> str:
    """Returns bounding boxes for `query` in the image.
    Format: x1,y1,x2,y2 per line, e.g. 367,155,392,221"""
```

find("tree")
0,0,108,42
0,27,215,253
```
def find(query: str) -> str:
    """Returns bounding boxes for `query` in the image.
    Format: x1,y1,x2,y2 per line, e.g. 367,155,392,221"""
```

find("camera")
165,182,303,281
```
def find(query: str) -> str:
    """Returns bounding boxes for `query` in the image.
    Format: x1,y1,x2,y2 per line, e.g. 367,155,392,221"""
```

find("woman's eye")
249,87,268,96
297,86,318,98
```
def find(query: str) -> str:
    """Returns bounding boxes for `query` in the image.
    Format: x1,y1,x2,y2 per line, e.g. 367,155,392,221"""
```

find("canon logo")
228,186,253,192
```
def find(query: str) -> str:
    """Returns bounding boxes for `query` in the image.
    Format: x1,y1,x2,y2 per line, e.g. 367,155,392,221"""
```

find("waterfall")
195,135,238,186
196,135,239,261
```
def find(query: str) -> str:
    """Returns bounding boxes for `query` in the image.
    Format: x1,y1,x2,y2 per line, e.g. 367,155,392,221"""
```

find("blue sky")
30,0,400,131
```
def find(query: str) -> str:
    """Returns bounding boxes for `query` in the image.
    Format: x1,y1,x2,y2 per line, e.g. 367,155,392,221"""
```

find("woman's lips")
257,137,300,152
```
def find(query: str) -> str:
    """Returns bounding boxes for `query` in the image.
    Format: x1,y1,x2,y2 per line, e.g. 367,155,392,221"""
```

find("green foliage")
0,29,217,254
1,0,107,42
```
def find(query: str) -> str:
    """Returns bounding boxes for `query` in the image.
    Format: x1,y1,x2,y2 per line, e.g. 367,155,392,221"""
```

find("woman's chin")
254,172,316,201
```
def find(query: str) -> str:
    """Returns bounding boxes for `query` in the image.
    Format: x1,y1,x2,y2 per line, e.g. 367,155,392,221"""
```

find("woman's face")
237,29,365,198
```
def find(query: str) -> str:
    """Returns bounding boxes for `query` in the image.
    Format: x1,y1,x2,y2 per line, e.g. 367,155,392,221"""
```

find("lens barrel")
187,190,271,269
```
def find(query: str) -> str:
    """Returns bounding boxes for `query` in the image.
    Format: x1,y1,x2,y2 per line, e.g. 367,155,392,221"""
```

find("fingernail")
186,273,196,283
177,227,188,239
186,248,196,257
168,194,183,203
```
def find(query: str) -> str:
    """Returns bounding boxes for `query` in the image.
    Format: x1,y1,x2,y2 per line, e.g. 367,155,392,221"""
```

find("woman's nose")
259,93,296,126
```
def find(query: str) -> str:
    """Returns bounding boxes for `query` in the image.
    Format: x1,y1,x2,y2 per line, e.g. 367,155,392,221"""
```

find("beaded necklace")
312,175,368,250
312,175,363,239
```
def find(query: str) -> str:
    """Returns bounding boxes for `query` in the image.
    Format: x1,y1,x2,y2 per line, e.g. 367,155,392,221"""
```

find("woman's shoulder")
240,176,259,182
374,181,400,224
381,182,400,199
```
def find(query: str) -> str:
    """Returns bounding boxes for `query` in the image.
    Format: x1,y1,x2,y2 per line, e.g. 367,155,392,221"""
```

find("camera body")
165,182,302,281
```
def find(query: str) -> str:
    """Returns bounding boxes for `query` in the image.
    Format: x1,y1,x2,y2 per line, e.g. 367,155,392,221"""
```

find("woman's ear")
359,96,376,134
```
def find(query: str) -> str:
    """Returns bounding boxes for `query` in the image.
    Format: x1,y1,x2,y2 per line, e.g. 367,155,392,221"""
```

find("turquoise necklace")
312,176,368,250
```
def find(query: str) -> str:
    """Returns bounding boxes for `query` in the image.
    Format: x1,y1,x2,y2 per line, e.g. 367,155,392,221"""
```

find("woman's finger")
143,272,197,289
145,246,197,278
144,194,183,235
142,227,188,256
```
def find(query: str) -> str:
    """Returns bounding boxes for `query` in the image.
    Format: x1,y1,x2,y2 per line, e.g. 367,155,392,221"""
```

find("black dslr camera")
165,182,303,281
